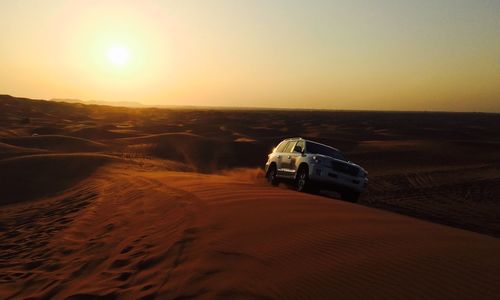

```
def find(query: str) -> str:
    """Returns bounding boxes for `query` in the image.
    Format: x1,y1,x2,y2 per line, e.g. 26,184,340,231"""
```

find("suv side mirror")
293,145,303,153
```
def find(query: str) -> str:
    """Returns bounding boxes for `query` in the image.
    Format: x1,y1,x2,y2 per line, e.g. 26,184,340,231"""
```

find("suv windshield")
306,142,347,161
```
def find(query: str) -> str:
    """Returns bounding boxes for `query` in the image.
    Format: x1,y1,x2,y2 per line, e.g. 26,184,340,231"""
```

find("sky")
1,0,499,112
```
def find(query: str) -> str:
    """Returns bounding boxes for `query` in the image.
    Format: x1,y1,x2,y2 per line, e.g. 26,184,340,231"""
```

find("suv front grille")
331,160,360,176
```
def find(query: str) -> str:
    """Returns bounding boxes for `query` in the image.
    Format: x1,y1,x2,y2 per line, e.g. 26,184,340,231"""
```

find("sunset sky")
1,0,499,112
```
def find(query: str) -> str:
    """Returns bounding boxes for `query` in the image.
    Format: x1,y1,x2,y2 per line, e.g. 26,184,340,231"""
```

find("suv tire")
296,166,310,192
266,164,279,186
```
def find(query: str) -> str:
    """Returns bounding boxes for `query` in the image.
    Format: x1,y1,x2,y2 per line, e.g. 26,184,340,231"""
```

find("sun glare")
107,46,130,66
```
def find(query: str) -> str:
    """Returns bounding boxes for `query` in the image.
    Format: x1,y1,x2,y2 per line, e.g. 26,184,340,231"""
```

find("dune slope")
0,141,48,160
0,162,498,299
117,133,268,172
0,153,114,205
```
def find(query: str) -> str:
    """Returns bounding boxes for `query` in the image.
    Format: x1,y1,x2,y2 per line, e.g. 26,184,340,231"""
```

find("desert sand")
1,95,499,299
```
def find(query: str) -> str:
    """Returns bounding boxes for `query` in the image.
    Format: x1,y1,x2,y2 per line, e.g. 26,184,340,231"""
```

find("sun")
107,45,130,66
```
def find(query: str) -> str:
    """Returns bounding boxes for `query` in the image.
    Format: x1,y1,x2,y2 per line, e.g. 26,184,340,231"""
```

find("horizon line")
2,94,499,115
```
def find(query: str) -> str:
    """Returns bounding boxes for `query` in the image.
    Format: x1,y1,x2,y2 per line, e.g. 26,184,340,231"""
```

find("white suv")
265,137,368,201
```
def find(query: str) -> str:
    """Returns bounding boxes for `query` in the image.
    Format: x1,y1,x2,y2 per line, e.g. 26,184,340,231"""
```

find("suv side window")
275,141,288,153
284,141,297,153
294,141,305,153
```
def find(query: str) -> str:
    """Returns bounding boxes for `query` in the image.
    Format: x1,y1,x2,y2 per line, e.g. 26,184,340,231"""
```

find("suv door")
289,140,305,174
279,140,297,177
274,141,289,176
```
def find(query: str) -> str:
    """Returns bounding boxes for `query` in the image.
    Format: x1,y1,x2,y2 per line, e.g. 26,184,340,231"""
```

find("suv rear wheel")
266,164,279,186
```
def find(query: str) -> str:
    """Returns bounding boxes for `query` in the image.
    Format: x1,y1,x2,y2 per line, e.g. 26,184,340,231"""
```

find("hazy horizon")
1,0,499,112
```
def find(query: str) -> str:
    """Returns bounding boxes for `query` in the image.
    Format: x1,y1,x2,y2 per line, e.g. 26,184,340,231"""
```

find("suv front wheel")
296,166,311,192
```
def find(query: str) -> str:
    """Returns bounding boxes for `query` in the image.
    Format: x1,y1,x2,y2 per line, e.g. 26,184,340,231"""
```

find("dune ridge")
0,135,107,153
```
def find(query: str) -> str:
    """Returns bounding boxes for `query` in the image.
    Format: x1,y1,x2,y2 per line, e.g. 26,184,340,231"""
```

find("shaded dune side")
117,132,270,172
0,135,107,153
347,140,500,236
0,142,48,160
350,139,500,173
0,154,114,205
68,126,143,140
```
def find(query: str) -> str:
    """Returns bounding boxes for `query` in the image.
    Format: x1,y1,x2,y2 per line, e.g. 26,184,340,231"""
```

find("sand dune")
0,141,48,160
118,132,268,172
0,162,498,299
0,135,107,153
1,96,499,299
0,153,114,205
68,126,143,140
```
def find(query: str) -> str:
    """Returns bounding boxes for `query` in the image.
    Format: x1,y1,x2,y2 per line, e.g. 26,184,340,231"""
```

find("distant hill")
50,98,146,108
